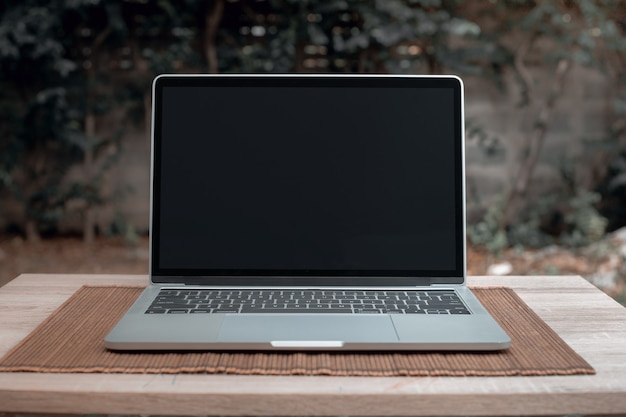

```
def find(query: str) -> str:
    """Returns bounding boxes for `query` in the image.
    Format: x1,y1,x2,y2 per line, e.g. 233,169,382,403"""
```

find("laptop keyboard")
145,289,470,315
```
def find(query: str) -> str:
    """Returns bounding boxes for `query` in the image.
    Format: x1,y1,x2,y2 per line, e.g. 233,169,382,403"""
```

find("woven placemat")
0,285,594,376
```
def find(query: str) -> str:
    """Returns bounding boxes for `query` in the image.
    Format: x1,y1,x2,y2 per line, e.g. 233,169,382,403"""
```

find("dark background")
158,83,457,273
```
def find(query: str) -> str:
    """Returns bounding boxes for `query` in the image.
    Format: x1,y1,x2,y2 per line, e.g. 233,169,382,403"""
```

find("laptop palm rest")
217,315,399,345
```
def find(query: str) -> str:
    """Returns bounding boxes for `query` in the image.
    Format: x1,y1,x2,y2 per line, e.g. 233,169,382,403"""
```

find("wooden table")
0,274,625,417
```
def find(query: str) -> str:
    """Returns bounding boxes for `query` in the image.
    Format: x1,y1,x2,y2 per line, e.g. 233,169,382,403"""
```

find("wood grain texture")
0,274,625,416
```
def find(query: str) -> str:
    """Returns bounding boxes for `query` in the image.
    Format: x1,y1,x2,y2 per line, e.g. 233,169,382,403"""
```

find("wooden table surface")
0,273,625,416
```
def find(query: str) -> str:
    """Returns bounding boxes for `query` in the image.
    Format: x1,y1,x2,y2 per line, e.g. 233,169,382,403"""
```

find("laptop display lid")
150,75,466,287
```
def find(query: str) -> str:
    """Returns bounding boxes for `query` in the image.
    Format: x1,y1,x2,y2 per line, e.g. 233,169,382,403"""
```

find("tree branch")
204,0,224,74
513,33,537,106
500,58,572,229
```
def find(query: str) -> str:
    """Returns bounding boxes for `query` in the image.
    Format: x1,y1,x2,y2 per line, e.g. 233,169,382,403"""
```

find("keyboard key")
240,307,354,314
155,303,194,309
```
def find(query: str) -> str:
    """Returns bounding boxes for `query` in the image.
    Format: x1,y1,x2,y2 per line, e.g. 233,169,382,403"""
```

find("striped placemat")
0,286,594,376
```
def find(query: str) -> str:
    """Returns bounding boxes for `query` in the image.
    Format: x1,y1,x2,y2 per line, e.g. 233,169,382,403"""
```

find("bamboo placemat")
0,285,594,376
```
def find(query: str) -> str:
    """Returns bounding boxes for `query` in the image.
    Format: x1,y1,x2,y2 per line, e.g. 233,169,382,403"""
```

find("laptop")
104,74,511,351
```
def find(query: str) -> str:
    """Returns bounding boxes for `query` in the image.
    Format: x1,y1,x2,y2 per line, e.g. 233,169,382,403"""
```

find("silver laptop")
105,74,510,351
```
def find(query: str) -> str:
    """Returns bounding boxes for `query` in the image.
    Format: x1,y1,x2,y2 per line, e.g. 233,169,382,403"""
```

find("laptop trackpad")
217,315,399,345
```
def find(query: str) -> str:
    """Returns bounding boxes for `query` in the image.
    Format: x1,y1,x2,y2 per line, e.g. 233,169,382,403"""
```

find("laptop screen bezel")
149,74,466,287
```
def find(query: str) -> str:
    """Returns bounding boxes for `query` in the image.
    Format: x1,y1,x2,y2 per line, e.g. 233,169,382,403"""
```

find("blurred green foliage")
0,0,191,240
0,0,625,248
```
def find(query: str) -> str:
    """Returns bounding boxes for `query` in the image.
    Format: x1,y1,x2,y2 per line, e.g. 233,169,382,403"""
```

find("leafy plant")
0,0,199,242
485,0,626,232
467,194,509,253
1,0,625,249
466,118,502,157
469,188,608,253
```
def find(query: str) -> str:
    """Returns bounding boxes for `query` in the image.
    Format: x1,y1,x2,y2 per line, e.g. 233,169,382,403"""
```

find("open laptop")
105,74,511,351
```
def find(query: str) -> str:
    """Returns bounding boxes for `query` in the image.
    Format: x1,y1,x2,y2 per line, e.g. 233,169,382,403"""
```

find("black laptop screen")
152,76,464,286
